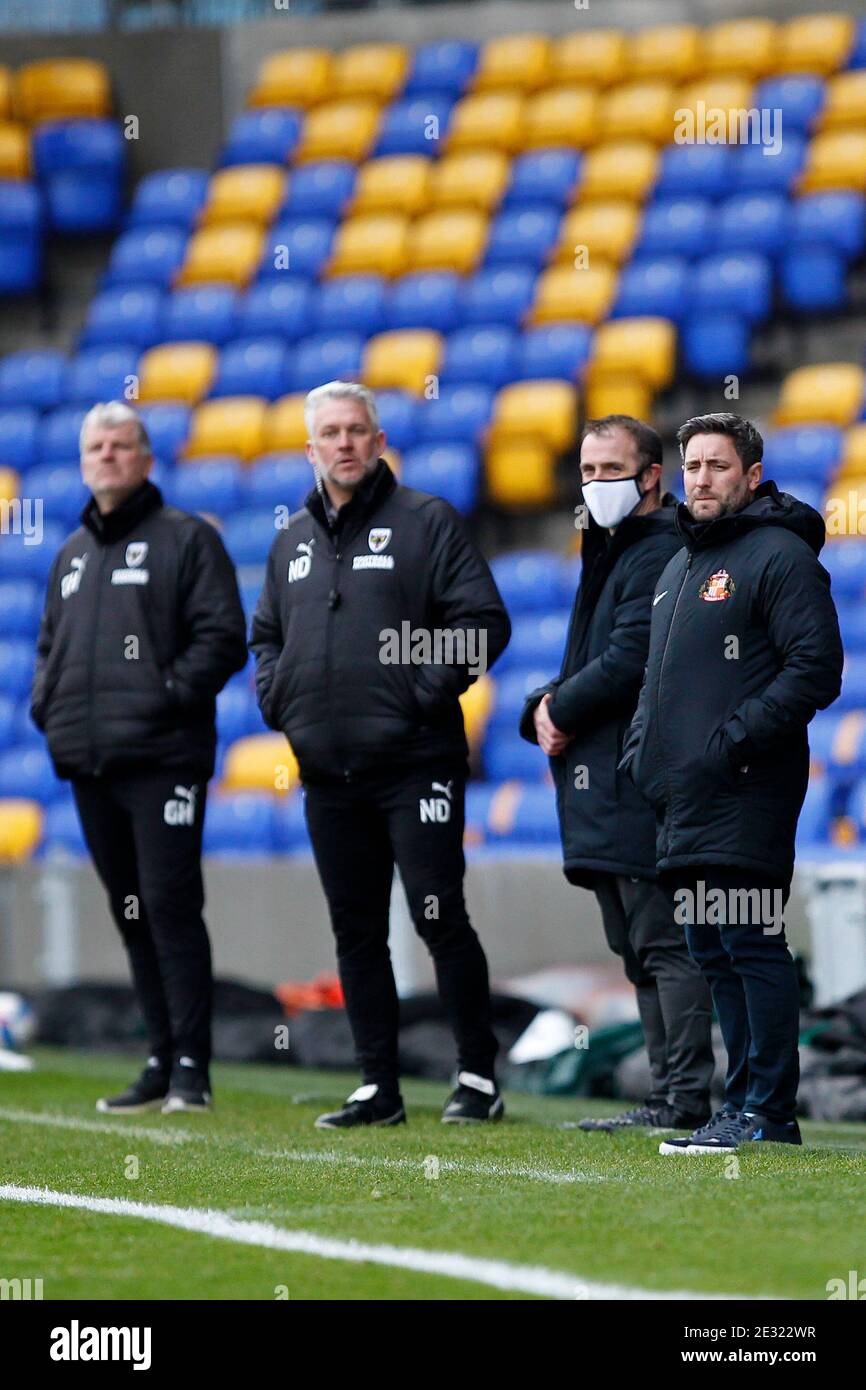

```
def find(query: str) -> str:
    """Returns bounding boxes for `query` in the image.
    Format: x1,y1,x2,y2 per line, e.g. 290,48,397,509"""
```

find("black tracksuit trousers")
303,761,498,1094
72,768,212,1070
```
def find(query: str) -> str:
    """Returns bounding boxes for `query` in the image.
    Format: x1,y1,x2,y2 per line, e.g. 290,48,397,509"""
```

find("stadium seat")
260,216,336,279
681,315,751,379
363,330,442,396
0,350,66,409
222,509,280,567
127,169,209,229
136,403,191,462
839,424,866,479
374,391,420,452
184,397,267,461
351,156,430,218
484,738,552,787
734,136,807,194
280,160,356,219
32,120,122,181
515,324,592,383
203,791,276,856
485,438,556,510
491,551,574,614
0,524,63,582
415,384,494,446
427,149,510,211
0,179,42,294
504,149,581,207
42,163,123,235
209,338,289,401
14,59,110,121
0,799,42,863
0,67,10,121
138,342,216,405
402,444,479,513
222,732,298,794
500,612,570,674
289,332,363,394
236,279,313,340
64,345,139,405
822,479,866,540
440,326,519,389
373,96,453,159
216,685,262,747
591,317,676,390
584,371,651,424
459,673,493,752
633,196,710,259
462,265,537,325
472,33,551,93
104,225,187,288
176,224,265,288
528,263,618,325
701,17,777,77
489,381,576,453
243,453,310,514
0,694,15,751
0,581,41,639
0,121,30,178
160,285,238,346
247,49,331,110
333,42,409,102
612,258,689,323
800,132,866,193
22,464,84,527
522,87,597,149
311,274,386,336
40,797,87,858
0,407,39,470
849,15,866,70
552,29,627,88
385,271,463,333
839,655,866,712
406,209,488,274
823,540,866,600
447,91,524,155
326,213,407,278
781,247,847,312
80,286,164,350
753,76,825,136
405,40,478,97
691,253,772,324
0,467,16,505
220,109,301,168
295,100,381,165
628,24,700,82
264,395,307,453
578,142,659,202
485,205,561,268
715,193,789,255
0,641,35,701
656,145,734,199
200,165,286,227
599,81,676,145
791,192,866,257
820,71,866,132
554,201,640,266
776,364,865,426
166,457,244,516
776,14,855,76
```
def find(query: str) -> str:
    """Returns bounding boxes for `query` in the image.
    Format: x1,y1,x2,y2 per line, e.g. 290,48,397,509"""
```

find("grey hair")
304,381,379,437
79,401,152,456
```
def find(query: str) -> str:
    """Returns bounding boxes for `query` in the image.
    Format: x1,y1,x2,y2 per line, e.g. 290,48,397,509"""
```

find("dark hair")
581,414,663,474
677,412,763,470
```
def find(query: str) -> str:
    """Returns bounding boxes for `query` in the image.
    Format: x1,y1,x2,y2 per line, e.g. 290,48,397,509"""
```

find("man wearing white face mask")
519,415,714,1133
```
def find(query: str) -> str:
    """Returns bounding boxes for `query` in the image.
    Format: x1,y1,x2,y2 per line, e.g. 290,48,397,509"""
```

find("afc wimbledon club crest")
699,569,735,603
125,541,148,567
368,528,391,553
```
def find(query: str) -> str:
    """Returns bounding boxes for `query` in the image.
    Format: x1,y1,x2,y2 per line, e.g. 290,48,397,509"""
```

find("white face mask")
581,475,643,529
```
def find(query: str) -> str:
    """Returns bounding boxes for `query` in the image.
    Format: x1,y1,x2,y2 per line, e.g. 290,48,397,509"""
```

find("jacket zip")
324,539,350,780
86,547,108,775
655,551,693,819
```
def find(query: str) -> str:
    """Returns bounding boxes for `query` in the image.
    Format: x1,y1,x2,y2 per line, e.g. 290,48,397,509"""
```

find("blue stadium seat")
33,119,124,234
405,41,477,96
220,108,302,167
415,385,494,446
795,775,832,848
165,458,244,516
464,781,496,843
514,324,592,382
791,193,866,258
462,266,537,326
375,391,420,452
312,275,387,336
768,475,824,513
440,326,520,388
0,745,63,804
0,694,15,752
0,180,42,292
611,258,689,322
714,193,789,255
210,338,290,401
374,96,454,157
497,612,570,674
104,225,188,287
223,509,279,566
506,784,561,845
9,701,42,749
235,279,314,340
484,205,562,269
824,541,866,600
80,286,165,349
258,218,335,280
135,404,192,462
65,345,139,404
483,734,549,784
504,150,582,208
279,163,356,219
656,145,734,199
0,582,42,639
681,314,751,379
762,426,843,482
691,253,772,323
216,685,264,745
0,641,36,699
850,16,866,68
0,407,39,470
162,286,239,345
838,655,866,712
780,247,847,312
0,525,65,582
273,793,312,853
385,272,463,332
486,668,554,729
401,444,479,513
836,603,866,654
752,76,826,134
239,579,262,621
37,406,87,465
127,170,209,228
203,792,276,856
243,453,311,514
287,332,363,393
40,797,87,857
0,350,67,409
733,135,806,193
634,197,710,260
808,710,849,773
21,465,88,528
490,551,575,614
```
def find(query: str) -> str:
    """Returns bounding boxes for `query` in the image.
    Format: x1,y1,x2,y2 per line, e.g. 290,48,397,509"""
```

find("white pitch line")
0,1107,192,1146
0,1184,732,1301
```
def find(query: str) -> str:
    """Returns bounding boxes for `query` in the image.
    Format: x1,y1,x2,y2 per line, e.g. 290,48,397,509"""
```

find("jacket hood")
305,456,396,534
675,479,826,557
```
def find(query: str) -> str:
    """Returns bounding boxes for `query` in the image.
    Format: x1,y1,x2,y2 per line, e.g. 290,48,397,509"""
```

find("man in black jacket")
622,412,844,1154
251,381,511,1128
520,416,714,1132
32,401,247,1114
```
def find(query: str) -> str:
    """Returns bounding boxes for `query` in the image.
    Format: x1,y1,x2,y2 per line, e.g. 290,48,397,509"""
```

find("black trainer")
96,1057,170,1114
442,1071,504,1123
161,1056,213,1114
579,1103,661,1132
659,1108,740,1153
671,1110,802,1155
315,1083,406,1130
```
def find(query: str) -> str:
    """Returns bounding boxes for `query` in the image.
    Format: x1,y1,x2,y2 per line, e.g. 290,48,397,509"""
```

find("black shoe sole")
95,1097,167,1114
442,1097,504,1124
314,1108,406,1130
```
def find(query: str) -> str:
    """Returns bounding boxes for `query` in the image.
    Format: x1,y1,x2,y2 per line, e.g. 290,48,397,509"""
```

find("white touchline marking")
0,1107,192,1146
0,1184,736,1301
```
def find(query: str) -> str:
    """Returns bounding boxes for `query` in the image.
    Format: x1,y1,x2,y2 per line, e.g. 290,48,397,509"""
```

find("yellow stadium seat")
363,330,442,396
775,14,855,77
489,381,577,453
426,150,510,211
247,48,331,109
294,100,381,164
175,223,265,288
776,364,865,427
591,317,677,391
351,156,430,217
265,395,308,452
0,122,29,179
326,213,409,277
0,467,19,505
473,33,552,93
552,30,627,88
584,371,651,423
823,478,866,540
628,25,701,83
702,18,778,78
15,59,110,121
382,445,401,478
598,82,675,146
0,799,42,863
406,209,488,274
486,439,556,509
554,201,640,266
820,72,866,131
137,343,217,405
799,131,866,193
0,67,11,121
838,425,866,480
529,263,618,326
446,91,525,154
199,165,286,227
223,734,299,794
577,142,659,202
675,77,756,134
522,87,597,150
460,674,494,751
185,397,267,460
331,43,409,102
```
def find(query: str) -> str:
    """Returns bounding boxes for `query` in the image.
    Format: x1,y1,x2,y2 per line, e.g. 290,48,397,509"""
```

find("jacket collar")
82,480,163,546
305,457,397,538
582,492,678,571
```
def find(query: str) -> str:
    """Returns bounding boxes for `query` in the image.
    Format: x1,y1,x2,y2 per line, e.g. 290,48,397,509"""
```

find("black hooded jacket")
31,481,248,779
518,496,683,884
249,458,511,781
621,481,844,885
